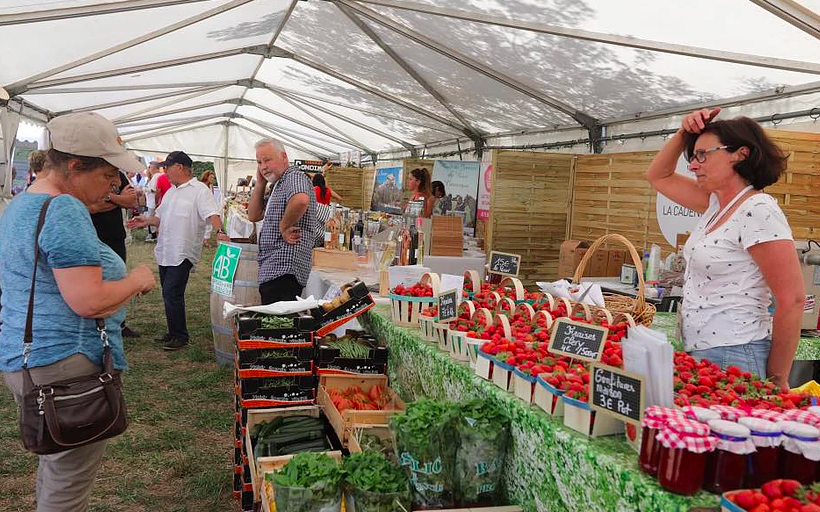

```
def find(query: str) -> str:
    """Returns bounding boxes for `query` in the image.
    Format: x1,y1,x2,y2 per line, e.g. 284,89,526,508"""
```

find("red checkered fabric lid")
656,419,717,453
642,406,685,429
681,405,720,423
750,408,787,423
782,409,820,428
709,405,748,422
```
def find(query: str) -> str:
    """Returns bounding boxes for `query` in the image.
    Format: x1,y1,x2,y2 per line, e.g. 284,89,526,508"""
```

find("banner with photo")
478,154,492,222
371,165,403,214
431,159,480,231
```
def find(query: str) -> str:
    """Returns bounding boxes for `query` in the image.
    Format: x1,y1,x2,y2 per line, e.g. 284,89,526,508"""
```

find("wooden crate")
486,150,574,284
430,215,463,256
324,166,376,211
347,423,393,454
317,374,406,445
312,248,358,270
259,450,344,512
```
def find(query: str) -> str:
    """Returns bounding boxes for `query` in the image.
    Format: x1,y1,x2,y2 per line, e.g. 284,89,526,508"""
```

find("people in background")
431,180,447,215
406,167,433,218
155,163,172,206
0,112,155,512
26,150,47,186
247,138,318,305
200,170,217,246
144,162,161,242
127,151,228,351
646,107,804,390
312,173,342,205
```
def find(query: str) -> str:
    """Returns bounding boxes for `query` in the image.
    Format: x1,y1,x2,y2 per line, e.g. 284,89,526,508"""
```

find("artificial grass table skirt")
361,305,717,512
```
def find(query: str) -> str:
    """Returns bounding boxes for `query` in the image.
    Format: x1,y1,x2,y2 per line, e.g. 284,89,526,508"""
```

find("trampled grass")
0,230,237,512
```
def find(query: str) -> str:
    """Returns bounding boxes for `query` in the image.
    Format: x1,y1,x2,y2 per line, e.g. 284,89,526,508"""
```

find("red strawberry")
734,490,758,510
762,481,784,499
779,480,802,497
749,505,771,512
801,505,820,512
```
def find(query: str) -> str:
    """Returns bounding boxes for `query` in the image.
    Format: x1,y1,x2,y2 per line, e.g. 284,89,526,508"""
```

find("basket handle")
499,277,525,301
497,297,515,314
421,272,441,295
494,314,512,339
473,308,493,327
514,303,535,323
458,300,477,319
464,270,481,293
572,234,647,313
533,310,553,331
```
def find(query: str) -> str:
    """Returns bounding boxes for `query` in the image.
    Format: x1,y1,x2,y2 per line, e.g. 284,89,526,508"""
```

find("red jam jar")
750,409,786,423
777,421,820,485
738,416,782,488
656,419,717,495
782,409,820,429
682,406,720,424
702,420,754,493
709,405,748,422
639,406,684,476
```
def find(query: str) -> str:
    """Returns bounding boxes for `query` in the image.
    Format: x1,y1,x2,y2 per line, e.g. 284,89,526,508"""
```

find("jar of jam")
782,409,820,429
777,421,820,485
750,408,786,423
738,417,782,488
709,405,748,422
639,406,684,476
702,420,754,493
682,405,720,424
656,419,717,495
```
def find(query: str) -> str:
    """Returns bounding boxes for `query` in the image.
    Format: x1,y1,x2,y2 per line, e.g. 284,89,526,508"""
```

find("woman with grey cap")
0,112,156,512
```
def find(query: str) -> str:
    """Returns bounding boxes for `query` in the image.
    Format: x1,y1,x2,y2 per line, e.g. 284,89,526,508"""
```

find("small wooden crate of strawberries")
722,479,819,512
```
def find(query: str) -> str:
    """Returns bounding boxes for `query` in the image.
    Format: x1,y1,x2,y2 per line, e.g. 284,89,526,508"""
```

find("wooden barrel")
210,242,261,366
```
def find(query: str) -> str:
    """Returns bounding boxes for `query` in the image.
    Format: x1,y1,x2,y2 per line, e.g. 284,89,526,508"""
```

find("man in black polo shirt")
89,172,140,337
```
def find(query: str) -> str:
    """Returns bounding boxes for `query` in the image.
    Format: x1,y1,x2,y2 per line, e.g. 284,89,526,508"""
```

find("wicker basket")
571,234,656,327
390,273,441,327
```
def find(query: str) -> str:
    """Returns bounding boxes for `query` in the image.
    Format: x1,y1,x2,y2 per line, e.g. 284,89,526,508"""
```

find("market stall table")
361,305,719,512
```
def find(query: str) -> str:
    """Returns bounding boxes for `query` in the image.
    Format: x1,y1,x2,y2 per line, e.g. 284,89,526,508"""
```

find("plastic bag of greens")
344,451,411,512
272,452,343,512
454,399,511,507
390,400,457,508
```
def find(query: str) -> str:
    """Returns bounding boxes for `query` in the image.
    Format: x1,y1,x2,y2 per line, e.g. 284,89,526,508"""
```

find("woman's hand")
126,215,149,229
129,265,156,295
681,107,721,134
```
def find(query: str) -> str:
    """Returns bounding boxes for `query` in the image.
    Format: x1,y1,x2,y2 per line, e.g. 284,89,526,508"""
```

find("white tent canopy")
2,0,820,193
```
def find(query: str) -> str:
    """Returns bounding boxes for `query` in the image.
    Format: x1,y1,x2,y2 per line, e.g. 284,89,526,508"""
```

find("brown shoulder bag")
19,197,128,454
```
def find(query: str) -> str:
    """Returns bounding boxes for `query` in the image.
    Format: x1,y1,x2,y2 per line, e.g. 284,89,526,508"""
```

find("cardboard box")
316,332,388,376
606,249,626,277
312,293,376,337
236,375,316,409
236,347,315,378
587,248,609,277
312,247,359,270
235,314,314,350
558,240,590,278
317,374,406,445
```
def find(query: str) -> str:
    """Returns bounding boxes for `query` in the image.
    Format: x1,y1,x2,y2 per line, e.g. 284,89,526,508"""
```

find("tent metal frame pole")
17,47,259,93
337,0,597,128
271,92,375,153
123,119,228,143
279,46,474,135
353,0,820,75
236,113,354,154
128,146,258,162
748,0,820,41
0,0,213,26
336,2,483,142
275,89,417,151
112,85,231,123
233,120,334,158
117,100,231,124
5,0,256,94
56,84,226,116
241,99,369,152
24,81,237,94
261,83,463,136
223,122,230,188
118,114,224,131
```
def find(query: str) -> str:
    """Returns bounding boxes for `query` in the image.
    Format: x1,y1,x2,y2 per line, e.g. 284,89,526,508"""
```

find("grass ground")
0,230,237,512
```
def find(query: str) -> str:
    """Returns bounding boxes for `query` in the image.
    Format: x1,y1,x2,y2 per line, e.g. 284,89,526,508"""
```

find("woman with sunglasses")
646,107,804,390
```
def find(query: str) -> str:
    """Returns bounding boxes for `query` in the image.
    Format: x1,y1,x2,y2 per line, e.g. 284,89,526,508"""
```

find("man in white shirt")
128,151,229,351
144,161,162,241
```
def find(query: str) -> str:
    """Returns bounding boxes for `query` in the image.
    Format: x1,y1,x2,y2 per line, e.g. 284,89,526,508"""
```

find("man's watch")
104,195,112,203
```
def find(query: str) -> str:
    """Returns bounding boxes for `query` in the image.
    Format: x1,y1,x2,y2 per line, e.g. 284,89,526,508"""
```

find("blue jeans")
689,338,771,378
159,259,193,341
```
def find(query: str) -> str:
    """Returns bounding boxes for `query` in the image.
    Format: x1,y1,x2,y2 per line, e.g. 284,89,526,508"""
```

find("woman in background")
313,173,342,205
406,168,433,218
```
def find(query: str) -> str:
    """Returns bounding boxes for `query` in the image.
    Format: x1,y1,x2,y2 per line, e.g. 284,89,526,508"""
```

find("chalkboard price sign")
488,251,521,277
547,317,608,362
437,289,458,322
590,363,646,424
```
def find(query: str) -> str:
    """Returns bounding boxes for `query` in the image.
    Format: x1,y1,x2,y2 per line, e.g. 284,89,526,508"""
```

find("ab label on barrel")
211,243,242,297
488,251,521,277
589,363,645,424
437,289,458,322
547,317,608,362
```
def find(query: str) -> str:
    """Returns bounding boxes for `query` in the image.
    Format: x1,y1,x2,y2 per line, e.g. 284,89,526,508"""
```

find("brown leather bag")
19,197,128,455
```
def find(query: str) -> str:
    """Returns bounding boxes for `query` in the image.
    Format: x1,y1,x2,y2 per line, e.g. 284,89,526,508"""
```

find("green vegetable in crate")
258,315,294,329
390,400,457,509
344,451,410,512
252,416,328,459
454,400,510,507
325,339,371,359
273,452,344,512
357,432,396,464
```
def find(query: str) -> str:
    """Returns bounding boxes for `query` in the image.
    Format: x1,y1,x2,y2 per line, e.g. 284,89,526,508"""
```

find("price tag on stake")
589,363,646,424
488,251,521,277
547,317,608,362
437,289,458,322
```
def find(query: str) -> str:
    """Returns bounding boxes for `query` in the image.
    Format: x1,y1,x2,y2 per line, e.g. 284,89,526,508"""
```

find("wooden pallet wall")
487,150,574,284
324,166,376,211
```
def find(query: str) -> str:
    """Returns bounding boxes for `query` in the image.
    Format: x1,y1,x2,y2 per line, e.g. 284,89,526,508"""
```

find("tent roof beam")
54,84,227,116
118,113,227,129
4,0,257,94
0,0,213,26
232,121,328,159
114,99,232,124
112,86,233,123
337,0,597,129
748,0,820,41
336,1,483,142
236,112,356,149
234,116,342,157
354,0,820,75
23,81,237,94
123,118,229,142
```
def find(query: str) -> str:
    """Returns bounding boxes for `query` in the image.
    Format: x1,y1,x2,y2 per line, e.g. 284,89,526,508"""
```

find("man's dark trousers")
159,259,193,341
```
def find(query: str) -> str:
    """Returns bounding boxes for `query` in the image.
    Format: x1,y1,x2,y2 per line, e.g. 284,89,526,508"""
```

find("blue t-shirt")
0,193,128,372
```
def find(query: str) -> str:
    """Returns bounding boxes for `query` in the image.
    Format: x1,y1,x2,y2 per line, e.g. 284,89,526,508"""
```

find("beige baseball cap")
47,112,143,172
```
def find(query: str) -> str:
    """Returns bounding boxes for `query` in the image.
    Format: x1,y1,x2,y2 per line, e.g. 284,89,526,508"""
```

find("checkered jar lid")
709,405,748,422
656,419,717,454
750,408,787,423
681,405,720,424
642,406,685,430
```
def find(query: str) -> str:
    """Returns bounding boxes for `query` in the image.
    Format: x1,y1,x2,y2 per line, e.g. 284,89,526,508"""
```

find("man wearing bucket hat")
128,151,229,351
0,112,156,512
